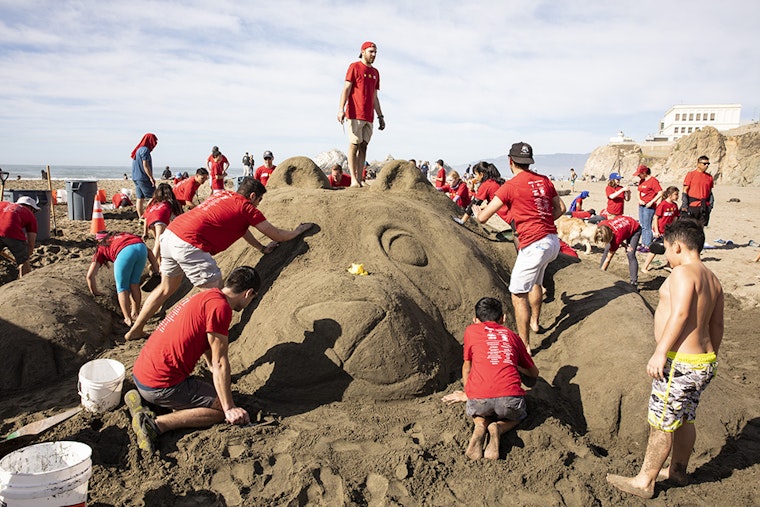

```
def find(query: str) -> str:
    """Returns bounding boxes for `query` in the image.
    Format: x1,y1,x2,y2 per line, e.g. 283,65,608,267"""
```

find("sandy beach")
1,164,758,506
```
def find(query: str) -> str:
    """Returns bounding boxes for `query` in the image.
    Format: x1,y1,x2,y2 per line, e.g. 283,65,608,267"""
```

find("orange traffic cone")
90,197,106,234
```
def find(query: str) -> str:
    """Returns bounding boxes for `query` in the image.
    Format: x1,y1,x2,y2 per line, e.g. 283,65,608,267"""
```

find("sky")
1,0,758,169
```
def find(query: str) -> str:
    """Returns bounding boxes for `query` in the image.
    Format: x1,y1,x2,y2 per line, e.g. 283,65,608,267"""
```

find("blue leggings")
114,243,148,293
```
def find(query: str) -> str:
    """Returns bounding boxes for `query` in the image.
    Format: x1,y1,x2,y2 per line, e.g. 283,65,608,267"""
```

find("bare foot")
530,321,539,333
606,473,654,499
465,426,486,460
123,317,133,327
656,467,688,486
125,328,149,341
484,423,500,460
641,267,651,273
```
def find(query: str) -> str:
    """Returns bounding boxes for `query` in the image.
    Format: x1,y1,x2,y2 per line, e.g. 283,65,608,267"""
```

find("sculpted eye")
380,229,428,266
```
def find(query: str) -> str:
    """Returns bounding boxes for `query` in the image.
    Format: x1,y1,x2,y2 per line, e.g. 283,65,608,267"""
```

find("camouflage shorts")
647,351,717,432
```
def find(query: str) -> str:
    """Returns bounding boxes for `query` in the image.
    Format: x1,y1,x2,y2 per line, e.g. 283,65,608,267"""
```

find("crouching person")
461,297,539,460
124,266,260,452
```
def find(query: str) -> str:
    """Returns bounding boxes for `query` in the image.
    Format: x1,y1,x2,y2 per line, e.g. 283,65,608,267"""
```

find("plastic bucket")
0,441,92,507
2,190,52,241
77,359,125,413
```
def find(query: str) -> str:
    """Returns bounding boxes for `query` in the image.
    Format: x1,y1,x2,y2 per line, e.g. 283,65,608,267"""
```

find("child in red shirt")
642,186,680,273
460,297,538,460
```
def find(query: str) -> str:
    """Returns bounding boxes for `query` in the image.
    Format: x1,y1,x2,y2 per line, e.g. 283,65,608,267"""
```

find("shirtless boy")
606,219,724,499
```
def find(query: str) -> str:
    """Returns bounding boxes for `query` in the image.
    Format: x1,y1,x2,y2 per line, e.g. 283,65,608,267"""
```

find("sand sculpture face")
220,158,514,403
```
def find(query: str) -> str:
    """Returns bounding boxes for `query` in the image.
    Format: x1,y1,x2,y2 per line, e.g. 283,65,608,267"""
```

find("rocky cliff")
582,124,760,185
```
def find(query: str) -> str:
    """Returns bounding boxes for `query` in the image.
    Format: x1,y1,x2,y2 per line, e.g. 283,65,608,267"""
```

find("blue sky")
1,0,758,168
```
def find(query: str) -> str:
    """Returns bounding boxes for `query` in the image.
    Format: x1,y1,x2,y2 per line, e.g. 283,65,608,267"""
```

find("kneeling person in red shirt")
125,266,260,452
462,297,539,460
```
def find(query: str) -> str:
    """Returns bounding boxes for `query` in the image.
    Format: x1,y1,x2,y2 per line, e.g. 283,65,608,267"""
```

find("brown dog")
556,216,598,254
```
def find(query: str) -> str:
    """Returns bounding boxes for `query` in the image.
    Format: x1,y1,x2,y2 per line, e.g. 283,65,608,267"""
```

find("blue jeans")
639,205,656,247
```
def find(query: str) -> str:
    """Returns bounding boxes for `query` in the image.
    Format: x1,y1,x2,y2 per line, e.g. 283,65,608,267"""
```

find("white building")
657,104,741,142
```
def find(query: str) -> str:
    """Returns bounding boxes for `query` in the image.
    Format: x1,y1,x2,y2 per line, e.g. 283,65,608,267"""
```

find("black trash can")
3,190,52,240
65,180,98,220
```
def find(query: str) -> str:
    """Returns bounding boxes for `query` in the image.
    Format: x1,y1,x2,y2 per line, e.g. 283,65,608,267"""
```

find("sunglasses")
701,161,710,166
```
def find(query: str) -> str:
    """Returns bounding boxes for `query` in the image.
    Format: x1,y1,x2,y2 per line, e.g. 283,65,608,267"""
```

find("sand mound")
0,261,114,391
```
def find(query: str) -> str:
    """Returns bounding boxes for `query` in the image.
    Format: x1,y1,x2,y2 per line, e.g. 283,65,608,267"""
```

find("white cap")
16,195,40,211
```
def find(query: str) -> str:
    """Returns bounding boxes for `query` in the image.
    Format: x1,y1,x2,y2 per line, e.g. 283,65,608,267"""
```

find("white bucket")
77,358,125,413
0,441,92,507
55,189,67,204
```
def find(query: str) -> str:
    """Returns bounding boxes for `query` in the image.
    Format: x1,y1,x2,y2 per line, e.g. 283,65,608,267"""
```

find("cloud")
0,0,758,166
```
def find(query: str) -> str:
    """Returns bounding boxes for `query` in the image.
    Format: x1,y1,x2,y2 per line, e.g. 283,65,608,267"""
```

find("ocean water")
0,164,199,181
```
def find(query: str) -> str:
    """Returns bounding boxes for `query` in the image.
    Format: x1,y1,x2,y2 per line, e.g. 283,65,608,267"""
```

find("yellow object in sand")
348,263,369,275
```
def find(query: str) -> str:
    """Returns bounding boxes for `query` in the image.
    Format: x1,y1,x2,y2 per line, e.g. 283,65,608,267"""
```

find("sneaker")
451,216,465,225
637,246,650,253
124,389,158,452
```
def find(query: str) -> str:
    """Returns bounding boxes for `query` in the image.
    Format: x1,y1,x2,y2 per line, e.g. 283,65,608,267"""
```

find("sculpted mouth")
293,298,447,387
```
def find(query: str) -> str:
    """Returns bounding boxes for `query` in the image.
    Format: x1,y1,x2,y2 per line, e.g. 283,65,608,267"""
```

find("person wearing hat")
604,172,630,219
0,196,39,278
86,231,158,327
207,146,229,194
634,164,663,251
337,41,385,187
473,142,566,352
130,133,158,219
254,150,276,187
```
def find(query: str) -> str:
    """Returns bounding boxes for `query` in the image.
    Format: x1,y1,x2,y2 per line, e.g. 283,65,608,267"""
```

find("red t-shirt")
168,190,266,255
132,289,232,388
605,185,626,215
571,210,592,219
144,201,172,228
91,232,143,265
447,182,471,208
112,193,131,208
600,215,640,253
0,202,37,241
559,239,579,258
344,61,379,122
254,165,276,186
208,155,229,190
683,170,714,205
475,179,509,222
463,322,535,399
638,176,662,204
173,177,201,205
494,171,558,248
435,167,446,188
655,200,680,234
328,173,352,188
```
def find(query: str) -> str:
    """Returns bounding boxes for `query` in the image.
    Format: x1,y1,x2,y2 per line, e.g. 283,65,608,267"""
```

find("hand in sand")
441,390,467,404
225,407,250,425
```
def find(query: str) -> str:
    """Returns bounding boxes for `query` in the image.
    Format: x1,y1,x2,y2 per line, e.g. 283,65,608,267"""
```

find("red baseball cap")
633,164,649,176
361,41,376,51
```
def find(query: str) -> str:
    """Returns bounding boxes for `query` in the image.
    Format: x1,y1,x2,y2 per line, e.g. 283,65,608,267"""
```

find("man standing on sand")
337,41,385,187
682,155,714,227
131,133,158,218
254,150,276,187
125,266,261,452
0,196,39,278
607,219,724,499
474,142,565,352
125,177,314,340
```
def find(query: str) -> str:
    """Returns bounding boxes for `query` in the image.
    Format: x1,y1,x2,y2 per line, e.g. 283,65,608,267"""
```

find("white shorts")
159,229,222,287
509,234,560,294
348,119,373,145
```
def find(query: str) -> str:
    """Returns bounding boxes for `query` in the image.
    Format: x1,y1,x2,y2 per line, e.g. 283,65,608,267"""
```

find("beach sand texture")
0,162,758,506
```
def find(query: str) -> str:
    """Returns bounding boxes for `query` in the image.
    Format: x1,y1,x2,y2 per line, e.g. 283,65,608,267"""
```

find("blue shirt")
132,146,152,182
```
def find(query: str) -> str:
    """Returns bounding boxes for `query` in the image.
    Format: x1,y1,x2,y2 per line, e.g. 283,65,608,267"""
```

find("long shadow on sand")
688,417,760,485
534,281,636,355
233,318,351,418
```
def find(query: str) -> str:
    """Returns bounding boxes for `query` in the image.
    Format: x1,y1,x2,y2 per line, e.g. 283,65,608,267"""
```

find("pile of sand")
0,161,758,505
